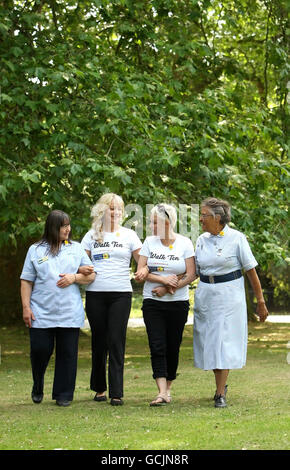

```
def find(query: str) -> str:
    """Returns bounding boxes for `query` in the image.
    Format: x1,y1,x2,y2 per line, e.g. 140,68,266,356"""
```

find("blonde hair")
90,193,124,242
151,203,177,228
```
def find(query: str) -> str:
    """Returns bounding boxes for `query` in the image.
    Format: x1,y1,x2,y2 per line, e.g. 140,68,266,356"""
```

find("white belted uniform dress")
193,225,258,371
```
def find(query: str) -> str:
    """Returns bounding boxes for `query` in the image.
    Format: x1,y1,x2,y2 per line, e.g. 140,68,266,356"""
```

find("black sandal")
110,398,123,406
94,394,107,402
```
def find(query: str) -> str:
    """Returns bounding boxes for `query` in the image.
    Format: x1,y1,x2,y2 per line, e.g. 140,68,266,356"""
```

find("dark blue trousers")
29,327,79,401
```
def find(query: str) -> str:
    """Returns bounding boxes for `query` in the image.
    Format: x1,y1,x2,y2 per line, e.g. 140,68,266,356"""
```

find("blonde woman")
135,204,196,406
80,193,142,406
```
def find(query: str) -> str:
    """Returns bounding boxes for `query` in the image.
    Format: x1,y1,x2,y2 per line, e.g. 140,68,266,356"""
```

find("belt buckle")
209,275,215,284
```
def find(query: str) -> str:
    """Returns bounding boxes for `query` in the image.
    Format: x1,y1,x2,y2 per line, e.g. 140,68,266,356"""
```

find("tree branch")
263,1,273,107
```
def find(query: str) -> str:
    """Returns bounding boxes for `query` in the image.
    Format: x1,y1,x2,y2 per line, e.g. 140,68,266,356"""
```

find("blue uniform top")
20,241,93,328
195,224,258,276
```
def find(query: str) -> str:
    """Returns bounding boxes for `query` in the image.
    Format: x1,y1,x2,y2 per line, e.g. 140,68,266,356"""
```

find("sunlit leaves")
0,0,288,275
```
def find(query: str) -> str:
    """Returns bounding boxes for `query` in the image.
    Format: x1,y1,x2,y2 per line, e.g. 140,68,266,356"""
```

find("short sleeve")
194,236,202,276
128,230,142,252
139,238,150,258
81,231,93,252
78,244,94,267
238,234,258,271
20,245,37,282
183,237,195,259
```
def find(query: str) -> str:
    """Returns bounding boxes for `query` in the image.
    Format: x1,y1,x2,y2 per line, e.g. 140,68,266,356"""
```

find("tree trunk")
0,244,30,325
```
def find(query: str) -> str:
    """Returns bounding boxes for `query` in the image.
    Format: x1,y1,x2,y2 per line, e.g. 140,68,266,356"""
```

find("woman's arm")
132,248,140,264
175,257,196,289
135,254,191,291
134,255,149,282
78,265,95,275
147,272,179,288
75,271,96,285
151,258,196,291
20,280,35,327
135,256,178,288
246,268,268,322
78,250,95,275
152,257,196,297
57,271,95,288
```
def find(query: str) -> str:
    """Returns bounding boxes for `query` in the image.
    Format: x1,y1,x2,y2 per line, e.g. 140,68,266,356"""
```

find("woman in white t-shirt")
80,193,142,406
135,204,196,406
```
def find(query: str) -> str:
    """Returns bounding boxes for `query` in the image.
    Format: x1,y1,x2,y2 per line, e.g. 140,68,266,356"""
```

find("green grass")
130,291,144,318
0,319,289,450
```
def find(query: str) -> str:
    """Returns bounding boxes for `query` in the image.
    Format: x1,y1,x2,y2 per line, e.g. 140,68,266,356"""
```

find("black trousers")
142,299,189,381
29,327,80,401
85,291,132,398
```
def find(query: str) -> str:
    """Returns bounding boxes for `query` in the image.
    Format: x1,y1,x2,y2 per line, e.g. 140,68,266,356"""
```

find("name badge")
149,266,164,272
38,256,48,264
93,253,110,260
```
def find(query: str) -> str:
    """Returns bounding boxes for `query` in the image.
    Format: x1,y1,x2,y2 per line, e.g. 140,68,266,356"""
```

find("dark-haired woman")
20,210,95,406
193,198,268,408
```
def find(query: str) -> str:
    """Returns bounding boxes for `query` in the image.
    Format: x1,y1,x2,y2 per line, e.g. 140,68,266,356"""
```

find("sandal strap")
152,395,168,403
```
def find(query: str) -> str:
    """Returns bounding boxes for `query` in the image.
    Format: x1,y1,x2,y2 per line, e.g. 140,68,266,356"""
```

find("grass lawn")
0,317,289,451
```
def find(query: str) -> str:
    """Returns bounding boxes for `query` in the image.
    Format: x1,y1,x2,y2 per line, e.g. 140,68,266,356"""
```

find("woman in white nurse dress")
193,198,268,408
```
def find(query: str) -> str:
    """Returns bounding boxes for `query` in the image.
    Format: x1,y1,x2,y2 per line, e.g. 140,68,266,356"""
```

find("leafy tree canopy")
0,0,289,277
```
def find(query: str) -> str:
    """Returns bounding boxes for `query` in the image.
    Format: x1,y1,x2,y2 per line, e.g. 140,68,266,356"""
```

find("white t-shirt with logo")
140,234,195,302
81,227,142,292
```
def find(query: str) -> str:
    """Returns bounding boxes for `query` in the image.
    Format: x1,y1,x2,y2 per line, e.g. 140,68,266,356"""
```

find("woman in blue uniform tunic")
20,210,95,406
193,198,268,408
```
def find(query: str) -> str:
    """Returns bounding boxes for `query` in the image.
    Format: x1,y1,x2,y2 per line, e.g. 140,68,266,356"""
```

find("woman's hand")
246,268,269,323
162,274,179,288
78,265,95,276
57,273,75,288
135,266,149,282
23,306,35,328
152,286,168,297
256,302,269,322
21,280,34,327
167,286,177,294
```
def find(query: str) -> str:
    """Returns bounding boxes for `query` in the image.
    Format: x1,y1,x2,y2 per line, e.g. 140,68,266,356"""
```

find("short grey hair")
201,197,231,225
151,203,177,228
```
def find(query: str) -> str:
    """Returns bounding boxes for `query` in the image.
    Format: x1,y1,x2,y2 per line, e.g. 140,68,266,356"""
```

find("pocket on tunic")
32,259,50,278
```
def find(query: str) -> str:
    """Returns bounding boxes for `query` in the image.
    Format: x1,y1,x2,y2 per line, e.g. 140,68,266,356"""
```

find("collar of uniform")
60,240,73,251
209,224,229,238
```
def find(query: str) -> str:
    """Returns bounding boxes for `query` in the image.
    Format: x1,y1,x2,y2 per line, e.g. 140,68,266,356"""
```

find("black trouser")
142,299,189,381
85,291,132,398
29,327,80,401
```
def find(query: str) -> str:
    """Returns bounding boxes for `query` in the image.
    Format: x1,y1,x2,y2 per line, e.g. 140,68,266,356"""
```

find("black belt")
200,270,242,284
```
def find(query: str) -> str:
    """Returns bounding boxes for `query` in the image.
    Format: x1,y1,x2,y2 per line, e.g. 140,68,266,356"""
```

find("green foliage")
0,1,288,284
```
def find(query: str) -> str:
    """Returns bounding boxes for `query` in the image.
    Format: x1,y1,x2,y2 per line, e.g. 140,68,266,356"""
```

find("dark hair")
39,210,71,255
201,197,231,225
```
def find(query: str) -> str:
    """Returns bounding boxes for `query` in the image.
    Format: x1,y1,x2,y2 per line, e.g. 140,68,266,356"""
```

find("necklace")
160,238,176,248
